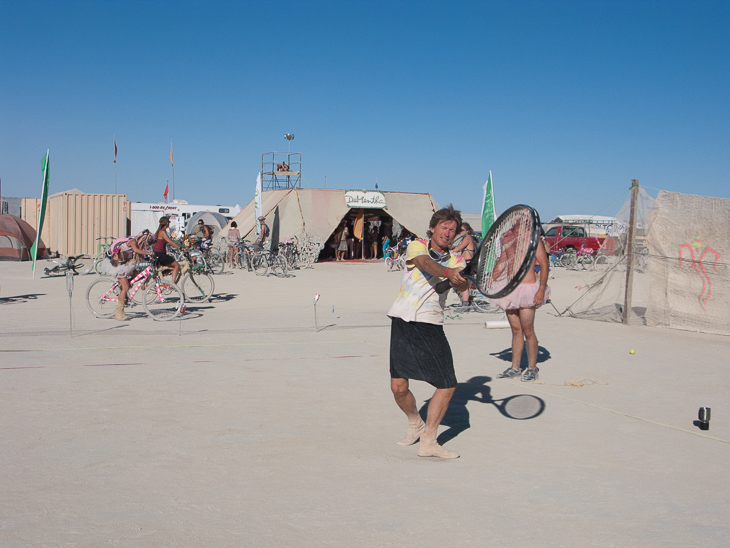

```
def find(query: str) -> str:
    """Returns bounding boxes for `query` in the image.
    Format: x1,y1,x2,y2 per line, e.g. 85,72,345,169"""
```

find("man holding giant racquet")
388,205,469,459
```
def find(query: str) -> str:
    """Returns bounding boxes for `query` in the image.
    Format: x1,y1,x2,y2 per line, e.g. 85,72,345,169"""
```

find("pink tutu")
489,280,550,311
101,257,137,279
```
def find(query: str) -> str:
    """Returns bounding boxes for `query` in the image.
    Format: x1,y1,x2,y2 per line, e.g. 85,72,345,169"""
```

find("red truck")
543,225,605,254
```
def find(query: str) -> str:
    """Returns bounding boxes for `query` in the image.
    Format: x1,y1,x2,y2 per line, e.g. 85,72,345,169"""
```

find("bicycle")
252,248,288,277
85,260,184,321
183,236,225,275
174,252,215,302
278,240,301,270
83,236,115,274
562,246,596,270
384,246,405,272
231,239,255,271
294,233,321,268
44,254,88,276
594,249,616,272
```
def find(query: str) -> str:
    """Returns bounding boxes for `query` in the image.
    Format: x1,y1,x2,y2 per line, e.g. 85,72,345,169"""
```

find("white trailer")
130,201,240,237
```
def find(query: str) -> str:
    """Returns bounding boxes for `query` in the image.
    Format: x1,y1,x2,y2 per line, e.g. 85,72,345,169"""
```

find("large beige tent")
223,188,440,243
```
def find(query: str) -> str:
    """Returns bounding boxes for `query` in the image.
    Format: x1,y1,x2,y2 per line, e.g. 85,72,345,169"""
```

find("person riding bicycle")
153,216,183,285
190,219,214,254
101,236,148,321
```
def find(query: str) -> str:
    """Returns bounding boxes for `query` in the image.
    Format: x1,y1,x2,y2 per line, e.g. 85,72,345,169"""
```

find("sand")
1,259,728,546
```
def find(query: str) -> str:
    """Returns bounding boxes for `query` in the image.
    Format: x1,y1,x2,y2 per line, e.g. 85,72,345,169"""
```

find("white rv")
130,200,241,237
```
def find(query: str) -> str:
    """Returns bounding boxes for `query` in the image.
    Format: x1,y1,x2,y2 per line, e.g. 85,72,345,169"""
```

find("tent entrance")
321,208,400,262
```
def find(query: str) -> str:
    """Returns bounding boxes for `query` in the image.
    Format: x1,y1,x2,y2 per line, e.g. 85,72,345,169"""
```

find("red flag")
163,182,169,201
170,140,173,166
114,138,117,163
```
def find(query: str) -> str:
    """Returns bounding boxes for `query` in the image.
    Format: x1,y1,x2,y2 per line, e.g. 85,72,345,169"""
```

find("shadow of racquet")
493,394,546,420
418,376,547,445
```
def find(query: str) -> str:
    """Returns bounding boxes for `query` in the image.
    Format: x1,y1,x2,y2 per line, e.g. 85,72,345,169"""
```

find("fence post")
622,179,639,325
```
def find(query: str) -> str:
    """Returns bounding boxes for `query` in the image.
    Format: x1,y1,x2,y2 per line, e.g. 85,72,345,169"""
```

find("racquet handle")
435,272,462,294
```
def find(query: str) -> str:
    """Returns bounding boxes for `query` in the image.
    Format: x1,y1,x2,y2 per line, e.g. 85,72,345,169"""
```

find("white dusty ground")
1,259,728,547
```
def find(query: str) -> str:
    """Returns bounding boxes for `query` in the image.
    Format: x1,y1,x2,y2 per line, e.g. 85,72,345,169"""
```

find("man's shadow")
491,345,551,368
418,376,493,445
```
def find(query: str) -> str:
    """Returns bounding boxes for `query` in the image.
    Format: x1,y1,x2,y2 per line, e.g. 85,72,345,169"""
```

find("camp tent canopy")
382,191,441,237
185,211,229,236
222,188,440,243
0,214,50,261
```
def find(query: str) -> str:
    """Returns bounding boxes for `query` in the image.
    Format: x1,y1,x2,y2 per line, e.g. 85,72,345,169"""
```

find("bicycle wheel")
182,271,214,302
594,254,611,272
253,253,269,276
142,280,184,321
385,257,395,271
582,254,596,270
271,255,288,277
86,277,119,318
94,253,106,275
561,251,577,268
207,251,225,274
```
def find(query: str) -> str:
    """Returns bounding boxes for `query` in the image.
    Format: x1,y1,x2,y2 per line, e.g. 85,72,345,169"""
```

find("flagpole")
32,150,50,279
170,140,175,202
113,135,117,194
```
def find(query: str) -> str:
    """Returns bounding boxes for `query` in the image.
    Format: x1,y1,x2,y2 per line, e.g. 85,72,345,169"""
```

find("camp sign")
345,190,387,209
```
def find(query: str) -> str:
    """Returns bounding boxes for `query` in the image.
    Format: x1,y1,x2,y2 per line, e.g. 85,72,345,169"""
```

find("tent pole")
622,179,639,325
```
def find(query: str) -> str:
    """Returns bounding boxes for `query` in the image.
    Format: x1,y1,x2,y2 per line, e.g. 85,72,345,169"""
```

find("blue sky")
1,0,728,222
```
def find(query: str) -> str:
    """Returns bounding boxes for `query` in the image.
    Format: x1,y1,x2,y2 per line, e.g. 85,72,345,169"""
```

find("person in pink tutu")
491,229,550,382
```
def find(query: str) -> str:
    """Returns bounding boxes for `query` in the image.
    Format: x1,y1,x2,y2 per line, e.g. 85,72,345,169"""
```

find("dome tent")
185,210,229,236
0,214,50,261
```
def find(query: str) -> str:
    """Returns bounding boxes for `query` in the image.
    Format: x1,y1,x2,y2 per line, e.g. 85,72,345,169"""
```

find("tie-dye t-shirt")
387,239,466,325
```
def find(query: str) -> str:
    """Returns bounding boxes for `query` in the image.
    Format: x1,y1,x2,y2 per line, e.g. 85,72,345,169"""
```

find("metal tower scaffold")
262,152,302,190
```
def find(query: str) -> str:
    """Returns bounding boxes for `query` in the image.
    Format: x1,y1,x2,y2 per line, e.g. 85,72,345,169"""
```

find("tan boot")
114,298,126,321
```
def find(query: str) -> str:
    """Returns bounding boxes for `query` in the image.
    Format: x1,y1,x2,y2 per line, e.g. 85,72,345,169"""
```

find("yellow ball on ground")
630,349,635,355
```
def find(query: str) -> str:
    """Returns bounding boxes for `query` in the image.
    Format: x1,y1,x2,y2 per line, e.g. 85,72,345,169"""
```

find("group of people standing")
387,205,549,459
334,218,392,261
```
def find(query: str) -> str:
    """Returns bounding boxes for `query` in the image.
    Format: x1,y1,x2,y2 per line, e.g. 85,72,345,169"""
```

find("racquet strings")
502,394,544,420
477,208,535,297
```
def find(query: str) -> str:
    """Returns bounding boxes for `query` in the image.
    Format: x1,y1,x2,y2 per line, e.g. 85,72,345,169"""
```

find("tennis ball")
630,349,635,355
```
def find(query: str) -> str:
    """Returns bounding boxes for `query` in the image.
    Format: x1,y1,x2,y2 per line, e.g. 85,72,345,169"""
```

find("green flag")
481,171,495,236
31,150,49,276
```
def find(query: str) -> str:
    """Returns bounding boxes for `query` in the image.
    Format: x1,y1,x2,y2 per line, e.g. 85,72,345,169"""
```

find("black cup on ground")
698,407,711,431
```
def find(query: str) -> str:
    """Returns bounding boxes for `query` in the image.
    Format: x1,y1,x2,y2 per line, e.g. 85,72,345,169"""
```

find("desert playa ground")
1,259,728,547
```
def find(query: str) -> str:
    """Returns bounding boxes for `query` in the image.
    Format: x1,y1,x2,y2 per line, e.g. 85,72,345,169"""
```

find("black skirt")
154,252,175,267
389,317,457,389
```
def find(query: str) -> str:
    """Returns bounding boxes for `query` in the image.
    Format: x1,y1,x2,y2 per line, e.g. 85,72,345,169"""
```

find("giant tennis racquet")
436,204,541,298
